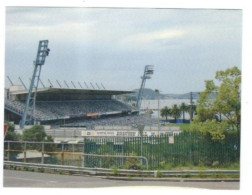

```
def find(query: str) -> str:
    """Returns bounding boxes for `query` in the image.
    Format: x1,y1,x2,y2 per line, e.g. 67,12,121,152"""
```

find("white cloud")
4,7,242,93
121,29,186,46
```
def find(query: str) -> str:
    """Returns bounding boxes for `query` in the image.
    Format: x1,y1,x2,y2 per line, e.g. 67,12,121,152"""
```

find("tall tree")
214,66,241,130
190,66,241,140
171,104,181,122
161,106,171,120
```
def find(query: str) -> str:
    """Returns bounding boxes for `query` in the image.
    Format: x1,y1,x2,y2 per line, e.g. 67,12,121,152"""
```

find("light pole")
136,65,154,110
155,89,160,136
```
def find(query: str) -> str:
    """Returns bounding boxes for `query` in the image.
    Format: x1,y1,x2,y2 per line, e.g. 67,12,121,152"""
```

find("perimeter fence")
4,131,240,170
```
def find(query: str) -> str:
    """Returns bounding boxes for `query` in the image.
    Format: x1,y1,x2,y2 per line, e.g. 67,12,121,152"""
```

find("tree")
195,66,241,128
171,104,181,122
137,124,145,137
190,119,228,141
179,102,188,121
196,80,218,122
161,106,171,120
214,66,241,130
22,125,47,142
190,66,241,140
4,121,21,141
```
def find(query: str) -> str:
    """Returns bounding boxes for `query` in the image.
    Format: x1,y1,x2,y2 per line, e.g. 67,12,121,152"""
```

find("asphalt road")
3,169,239,190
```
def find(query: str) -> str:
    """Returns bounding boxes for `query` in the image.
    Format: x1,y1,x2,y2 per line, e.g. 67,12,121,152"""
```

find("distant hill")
162,92,200,99
132,88,200,100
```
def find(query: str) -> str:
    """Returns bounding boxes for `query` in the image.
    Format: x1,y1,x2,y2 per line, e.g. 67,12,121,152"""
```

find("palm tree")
161,106,171,121
180,102,189,121
171,104,181,122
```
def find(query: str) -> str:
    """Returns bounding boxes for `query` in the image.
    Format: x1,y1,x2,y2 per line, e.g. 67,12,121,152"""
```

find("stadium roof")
10,87,135,101
10,87,134,95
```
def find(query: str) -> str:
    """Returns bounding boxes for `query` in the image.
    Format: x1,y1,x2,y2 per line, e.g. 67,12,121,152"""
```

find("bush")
156,170,162,178
110,166,118,176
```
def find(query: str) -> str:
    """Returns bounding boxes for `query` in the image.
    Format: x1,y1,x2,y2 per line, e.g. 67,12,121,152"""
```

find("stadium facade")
4,85,137,126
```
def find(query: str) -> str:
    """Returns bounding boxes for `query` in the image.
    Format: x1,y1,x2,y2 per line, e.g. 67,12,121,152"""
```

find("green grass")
166,123,190,131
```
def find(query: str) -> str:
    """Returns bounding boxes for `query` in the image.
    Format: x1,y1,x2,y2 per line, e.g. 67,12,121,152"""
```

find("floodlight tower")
20,40,50,129
136,65,154,110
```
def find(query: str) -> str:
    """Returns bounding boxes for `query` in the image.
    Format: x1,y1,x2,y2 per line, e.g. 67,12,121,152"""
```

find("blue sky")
5,7,242,93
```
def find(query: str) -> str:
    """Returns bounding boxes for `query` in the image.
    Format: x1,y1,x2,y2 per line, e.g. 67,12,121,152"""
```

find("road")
3,169,239,190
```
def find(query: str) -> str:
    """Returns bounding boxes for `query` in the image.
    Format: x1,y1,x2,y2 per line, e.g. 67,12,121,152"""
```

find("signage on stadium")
82,130,138,137
82,130,178,138
87,113,99,117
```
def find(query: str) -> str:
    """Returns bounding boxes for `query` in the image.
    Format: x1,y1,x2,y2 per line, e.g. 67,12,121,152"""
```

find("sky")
4,7,242,94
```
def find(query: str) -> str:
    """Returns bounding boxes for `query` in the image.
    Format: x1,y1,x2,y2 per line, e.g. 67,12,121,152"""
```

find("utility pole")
190,91,193,121
155,89,160,135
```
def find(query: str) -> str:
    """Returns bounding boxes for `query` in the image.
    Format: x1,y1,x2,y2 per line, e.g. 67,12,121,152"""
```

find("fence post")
41,142,44,164
7,141,10,161
61,143,64,165
72,144,74,165
82,138,85,167
23,142,27,163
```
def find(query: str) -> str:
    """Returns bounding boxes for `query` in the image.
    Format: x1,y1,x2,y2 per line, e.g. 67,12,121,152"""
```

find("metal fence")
4,131,240,170
4,141,84,167
83,131,240,169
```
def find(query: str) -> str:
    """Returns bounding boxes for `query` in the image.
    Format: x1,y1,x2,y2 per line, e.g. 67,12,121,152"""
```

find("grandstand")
4,86,138,126
4,85,181,142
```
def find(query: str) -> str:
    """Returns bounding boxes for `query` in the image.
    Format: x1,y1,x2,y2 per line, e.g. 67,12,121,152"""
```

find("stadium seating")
4,99,133,121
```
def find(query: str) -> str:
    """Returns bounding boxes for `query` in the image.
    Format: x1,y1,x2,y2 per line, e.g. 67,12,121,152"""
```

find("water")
141,99,193,119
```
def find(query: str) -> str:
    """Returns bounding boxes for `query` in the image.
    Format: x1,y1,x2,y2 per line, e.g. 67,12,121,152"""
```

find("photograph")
2,1,248,192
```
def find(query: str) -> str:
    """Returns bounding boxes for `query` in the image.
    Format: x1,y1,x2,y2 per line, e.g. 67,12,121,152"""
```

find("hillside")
132,89,200,100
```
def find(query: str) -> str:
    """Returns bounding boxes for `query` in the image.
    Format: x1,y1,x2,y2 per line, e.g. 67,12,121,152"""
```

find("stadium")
4,85,137,125
4,40,181,142
4,83,181,142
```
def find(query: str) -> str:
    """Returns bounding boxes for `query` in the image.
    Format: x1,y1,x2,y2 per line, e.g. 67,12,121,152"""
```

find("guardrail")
83,153,148,169
4,141,148,169
4,161,239,178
